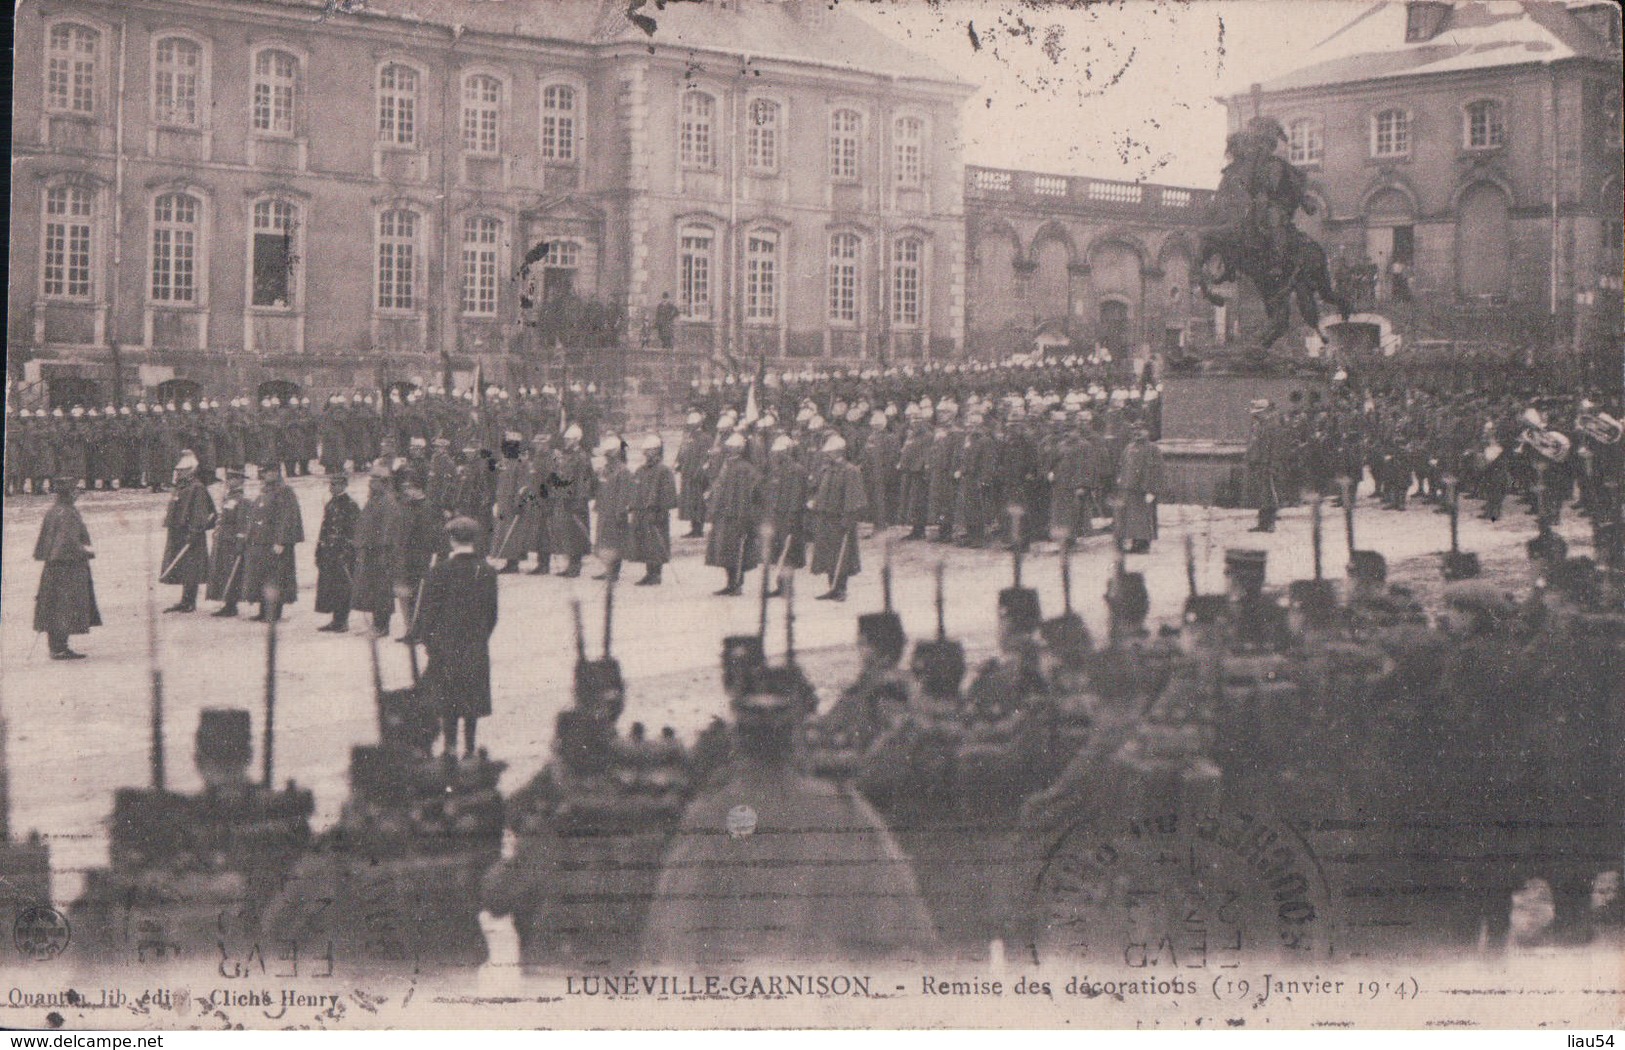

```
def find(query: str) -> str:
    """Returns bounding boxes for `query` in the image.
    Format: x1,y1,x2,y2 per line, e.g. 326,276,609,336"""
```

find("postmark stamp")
13,905,72,962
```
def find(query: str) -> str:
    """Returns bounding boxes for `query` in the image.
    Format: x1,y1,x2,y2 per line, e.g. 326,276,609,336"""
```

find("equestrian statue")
1196,116,1351,350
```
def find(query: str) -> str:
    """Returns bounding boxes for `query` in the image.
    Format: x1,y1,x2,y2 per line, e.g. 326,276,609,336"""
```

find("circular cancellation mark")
14,905,72,962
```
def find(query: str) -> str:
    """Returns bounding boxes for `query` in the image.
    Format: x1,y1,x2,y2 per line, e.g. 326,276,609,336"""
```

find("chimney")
1404,2,1452,43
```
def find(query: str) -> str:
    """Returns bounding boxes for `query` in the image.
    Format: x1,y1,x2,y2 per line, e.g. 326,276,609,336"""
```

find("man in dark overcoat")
704,433,762,596
594,435,634,581
808,432,868,601
404,516,499,760
674,412,710,538
550,424,597,578
628,435,679,586
393,468,446,639
350,462,402,636
34,478,101,660
314,471,360,632
208,469,250,616
160,450,217,613
241,464,305,622
1114,424,1163,554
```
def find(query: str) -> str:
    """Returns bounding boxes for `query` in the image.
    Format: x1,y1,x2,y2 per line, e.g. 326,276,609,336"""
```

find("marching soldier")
241,464,304,623
159,450,217,613
808,432,868,601
207,469,250,617
403,517,499,761
313,471,360,633
628,434,679,586
705,433,763,596
350,462,402,636
33,477,101,660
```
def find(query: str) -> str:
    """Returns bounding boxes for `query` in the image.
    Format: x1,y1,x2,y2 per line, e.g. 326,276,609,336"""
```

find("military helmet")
1040,611,1092,667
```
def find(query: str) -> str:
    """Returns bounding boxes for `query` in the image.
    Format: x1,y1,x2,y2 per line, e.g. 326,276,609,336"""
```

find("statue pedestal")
1158,368,1328,506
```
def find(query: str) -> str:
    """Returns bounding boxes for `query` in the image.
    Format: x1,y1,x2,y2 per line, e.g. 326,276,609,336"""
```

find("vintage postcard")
3,0,1622,1032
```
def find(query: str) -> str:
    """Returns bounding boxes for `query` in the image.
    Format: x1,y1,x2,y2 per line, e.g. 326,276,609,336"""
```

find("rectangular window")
828,233,860,324
461,217,500,315
1373,109,1409,157
747,99,779,172
151,194,198,304
891,239,922,327
462,75,501,154
830,109,861,181
47,24,98,115
541,85,576,161
251,200,296,308
679,228,713,319
43,187,94,300
894,117,923,187
252,50,298,136
1466,101,1504,149
745,233,778,323
154,38,201,127
681,91,715,170
1288,118,1322,165
377,210,416,311
378,64,418,146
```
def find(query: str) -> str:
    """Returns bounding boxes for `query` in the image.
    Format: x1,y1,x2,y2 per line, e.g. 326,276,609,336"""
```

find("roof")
1256,1,1620,94
286,0,968,86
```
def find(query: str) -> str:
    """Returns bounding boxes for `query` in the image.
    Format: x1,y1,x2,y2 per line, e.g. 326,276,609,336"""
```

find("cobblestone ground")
1,474,1597,903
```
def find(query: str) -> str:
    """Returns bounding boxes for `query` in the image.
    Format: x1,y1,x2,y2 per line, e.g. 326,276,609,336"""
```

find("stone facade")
1224,0,1623,358
9,0,972,406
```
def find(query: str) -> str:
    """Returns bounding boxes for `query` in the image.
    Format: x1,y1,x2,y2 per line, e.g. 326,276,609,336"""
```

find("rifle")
759,523,775,641
1311,493,1324,581
1061,529,1075,614
935,560,947,641
1185,531,1198,598
1340,476,1356,555
262,586,280,789
1009,504,1025,588
144,522,166,792
573,599,587,665
881,536,894,613
784,571,797,663
369,633,386,738
602,575,616,659
1447,476,1460,553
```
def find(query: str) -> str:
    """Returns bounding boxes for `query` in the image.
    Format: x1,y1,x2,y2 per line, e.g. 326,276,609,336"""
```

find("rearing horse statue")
1195,136,1351,349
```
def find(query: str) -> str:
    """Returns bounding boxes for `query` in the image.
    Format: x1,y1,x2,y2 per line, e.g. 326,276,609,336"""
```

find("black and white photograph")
2,0,1621,1032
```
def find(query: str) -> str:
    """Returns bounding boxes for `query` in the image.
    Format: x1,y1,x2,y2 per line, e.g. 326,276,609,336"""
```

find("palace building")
10,0,973,404
1224,0,1623,360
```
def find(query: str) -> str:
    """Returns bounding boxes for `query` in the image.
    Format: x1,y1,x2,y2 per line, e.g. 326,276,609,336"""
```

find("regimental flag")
742,356,766,426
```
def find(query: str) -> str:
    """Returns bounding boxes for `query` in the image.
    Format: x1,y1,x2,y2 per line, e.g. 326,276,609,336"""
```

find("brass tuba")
1575,411,1623,445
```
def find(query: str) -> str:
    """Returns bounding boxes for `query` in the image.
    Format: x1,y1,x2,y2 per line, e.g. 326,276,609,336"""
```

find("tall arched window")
830,108,862,181
252,49,299,136
461,216,501,316
154,36,203,127
377,64,419,146
541,84,577,161
828,232,862,323
46,23,99,115
891,236,923,327
150,193,200,303
251,200,298,308
377,209,417,311
745,231,779,323
1464,100,1505,149
43,186,95,300
462,74,502,154
894,117,923,187
747,99,780,173
681,91,716,170
679,225,714,319
1457,183,1509,297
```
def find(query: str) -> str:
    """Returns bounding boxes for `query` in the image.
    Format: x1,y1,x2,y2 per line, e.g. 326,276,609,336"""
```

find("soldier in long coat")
160,452,217,613
404,517,498,759
594,436,634,581
762,435,808,592
550,425,597,577
1244,400,1287,532
241,465,305,622
674,413,710,537
350,463,402,635
491,436,533,572
808,433,868,601
394,470,447,636
1114,424,1163,554
704,434,763,596
628,435,679,585
860,413,901,531
641,664,937,964
207,470,250,616
925,408,960,542
314,472,360,632
318,402,350,475
34,479,101,660
897,416,933,540
526,436,557,574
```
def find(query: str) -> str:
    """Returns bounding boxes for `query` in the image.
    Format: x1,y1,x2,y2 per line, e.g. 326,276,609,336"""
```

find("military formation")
15,353,1625,974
